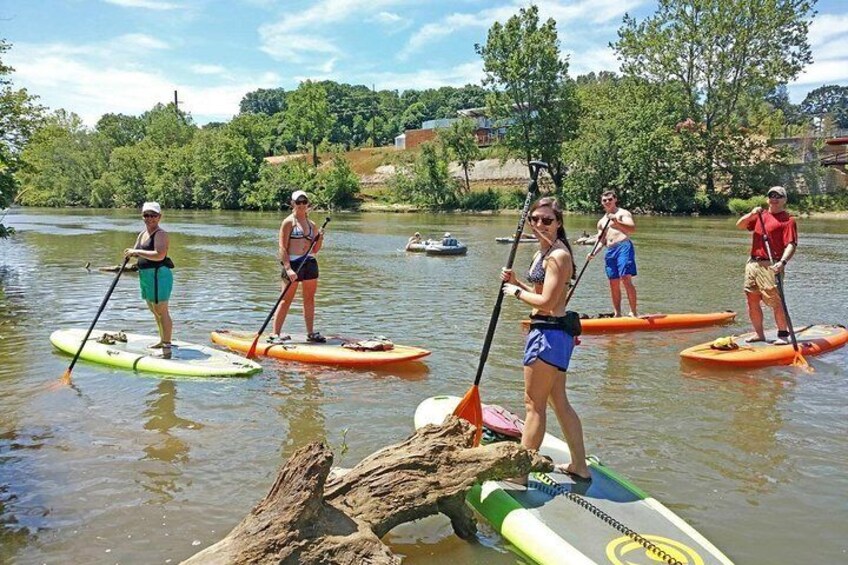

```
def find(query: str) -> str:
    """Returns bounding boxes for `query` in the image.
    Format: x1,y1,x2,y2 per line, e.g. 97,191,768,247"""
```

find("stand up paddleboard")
521,311,736,334
415,396,734,565
211,330,430,367
680,324,848,368
51,329,262,377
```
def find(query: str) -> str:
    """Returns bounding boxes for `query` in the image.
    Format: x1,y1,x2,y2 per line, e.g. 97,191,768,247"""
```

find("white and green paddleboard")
51,329,262,377
414,396,734,565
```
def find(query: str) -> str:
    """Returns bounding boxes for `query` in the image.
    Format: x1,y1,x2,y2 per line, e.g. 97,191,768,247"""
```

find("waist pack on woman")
529,311,582,336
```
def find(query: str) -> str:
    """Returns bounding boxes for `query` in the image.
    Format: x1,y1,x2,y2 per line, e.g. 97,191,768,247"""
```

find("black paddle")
565,216,613,306
246,217,331,359
756,211,809,369
61,256,130,384
453,161,548,445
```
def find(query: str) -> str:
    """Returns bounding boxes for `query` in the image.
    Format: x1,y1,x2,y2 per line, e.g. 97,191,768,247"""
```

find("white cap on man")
141,202,161,215
444,232,451,238
767,186,787,198
292,190,308,202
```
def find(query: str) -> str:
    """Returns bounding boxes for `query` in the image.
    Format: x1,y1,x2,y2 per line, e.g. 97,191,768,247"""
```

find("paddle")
246,216,331,360
61,256,130,385
756,211,809,370
453,161,548,445
564,216,612,306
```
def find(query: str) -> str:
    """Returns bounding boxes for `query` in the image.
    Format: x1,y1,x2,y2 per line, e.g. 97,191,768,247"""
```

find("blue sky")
3,0,847,125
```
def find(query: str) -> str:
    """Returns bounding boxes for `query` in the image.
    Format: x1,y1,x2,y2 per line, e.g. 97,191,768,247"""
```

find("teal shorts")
139,267,173,304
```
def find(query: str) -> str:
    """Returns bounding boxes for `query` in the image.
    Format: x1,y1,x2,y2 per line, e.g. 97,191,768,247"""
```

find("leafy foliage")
615,0,815,194
800,85,848,129
388,142,459,209
476,5,579,190
284,81,336,167
439,118,481,193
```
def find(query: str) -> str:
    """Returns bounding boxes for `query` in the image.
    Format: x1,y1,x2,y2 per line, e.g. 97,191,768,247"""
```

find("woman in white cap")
124,202,175,358
405,231,422,251
269,190,326,344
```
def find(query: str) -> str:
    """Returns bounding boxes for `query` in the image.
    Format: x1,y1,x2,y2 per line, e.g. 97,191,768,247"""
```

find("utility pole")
173,90,187,124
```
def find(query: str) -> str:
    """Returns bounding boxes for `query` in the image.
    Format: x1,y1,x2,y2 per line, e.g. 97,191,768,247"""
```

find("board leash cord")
530,474,685,565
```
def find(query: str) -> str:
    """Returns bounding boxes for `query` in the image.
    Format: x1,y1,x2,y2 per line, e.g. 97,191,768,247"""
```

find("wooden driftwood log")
183,416,551,565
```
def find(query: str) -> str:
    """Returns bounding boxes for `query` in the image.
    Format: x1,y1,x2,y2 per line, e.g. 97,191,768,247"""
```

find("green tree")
284,80,336,167
615,0,815,194
142,103,196,148
315,150,360,210
190,128,253,209
0,39,44,235
801,84,848,129
239,87,287,116
242,159,316,211
563,76,701,213
389,142,458,209
95,113,145,148
440,118,481,193
105,140,165,208
476,5,580,189
17,111,111,207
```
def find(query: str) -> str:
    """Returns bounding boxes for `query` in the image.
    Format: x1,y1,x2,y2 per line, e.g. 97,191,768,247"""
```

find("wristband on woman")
514,287,521,298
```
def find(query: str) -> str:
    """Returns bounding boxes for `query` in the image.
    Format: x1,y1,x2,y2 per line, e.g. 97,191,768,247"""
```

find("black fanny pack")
529,312,582,336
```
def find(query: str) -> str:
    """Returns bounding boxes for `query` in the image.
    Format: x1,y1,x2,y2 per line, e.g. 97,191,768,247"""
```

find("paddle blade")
453,385,483,446
792,351,813,372
245,335,260,360
60,368,72,387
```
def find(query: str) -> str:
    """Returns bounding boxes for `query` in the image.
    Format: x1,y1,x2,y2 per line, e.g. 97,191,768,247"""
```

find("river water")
0,208,846,564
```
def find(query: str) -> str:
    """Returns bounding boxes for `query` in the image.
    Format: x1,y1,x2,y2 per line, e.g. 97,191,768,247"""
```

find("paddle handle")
253,217,331,339
472,161,547,386
66,256,130,373
565,216,612,306
756,211,801,352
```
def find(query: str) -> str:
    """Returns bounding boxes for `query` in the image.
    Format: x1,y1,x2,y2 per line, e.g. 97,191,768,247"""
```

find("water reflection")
139,380,203,504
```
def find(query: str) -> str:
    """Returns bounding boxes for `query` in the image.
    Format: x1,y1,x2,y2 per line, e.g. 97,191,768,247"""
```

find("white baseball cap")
291,190,308,202
141,202,161,215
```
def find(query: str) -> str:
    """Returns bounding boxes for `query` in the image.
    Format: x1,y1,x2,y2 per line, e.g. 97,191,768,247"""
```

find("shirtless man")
590,190,638,317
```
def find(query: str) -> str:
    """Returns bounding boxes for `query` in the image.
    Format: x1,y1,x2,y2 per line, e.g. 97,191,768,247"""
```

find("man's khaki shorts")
744,260,782,307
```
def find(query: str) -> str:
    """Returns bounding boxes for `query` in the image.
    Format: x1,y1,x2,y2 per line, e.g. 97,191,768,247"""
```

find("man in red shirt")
735,186,798,344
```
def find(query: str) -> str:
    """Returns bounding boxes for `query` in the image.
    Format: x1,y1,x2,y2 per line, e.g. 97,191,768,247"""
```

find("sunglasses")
601,197,614,203
768,193,785,199
142,213,160,218
529,215,556,226
294,199,309,205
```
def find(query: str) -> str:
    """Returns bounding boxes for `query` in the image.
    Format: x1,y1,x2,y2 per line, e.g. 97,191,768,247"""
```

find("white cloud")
259,33,342,62
102,0,180,10
8,39,278,125
374,11,403,24
808,13,848,48
190,64,227,75
258,0,406,61
566,46,620,77
793,59,848,86
365,60,484,91
400,0,643,59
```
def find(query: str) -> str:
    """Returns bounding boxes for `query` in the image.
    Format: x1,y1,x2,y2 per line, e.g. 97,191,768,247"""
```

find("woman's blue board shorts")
523,326,575,372
139,267,173,304
605,239,637,279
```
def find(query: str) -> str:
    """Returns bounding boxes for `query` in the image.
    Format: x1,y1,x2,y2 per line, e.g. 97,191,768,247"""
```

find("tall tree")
239,88,288,116
284,80,336,167
0,39,44,235
95,113,145,148
476,5,580,189
800,84,848,129
440,118,481,193
615,0,815,193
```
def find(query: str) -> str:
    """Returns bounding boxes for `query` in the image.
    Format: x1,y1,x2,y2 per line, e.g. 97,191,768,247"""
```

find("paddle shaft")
565,216,612,306
65,256,130,374
756,211,801,352
471,161,547,386
253,217,331,339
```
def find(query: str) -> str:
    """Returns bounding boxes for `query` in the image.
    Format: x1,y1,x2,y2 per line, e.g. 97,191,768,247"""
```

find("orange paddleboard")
680,325,848,368
521,311,736,334
210,330,430,367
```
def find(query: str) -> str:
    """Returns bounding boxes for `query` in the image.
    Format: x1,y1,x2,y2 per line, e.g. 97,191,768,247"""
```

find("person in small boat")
441,232,455,246
269,190,326,344
500,196,590,483
124,202,174,359
405,232,423,251
735,185,797,345
589,190,638,317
